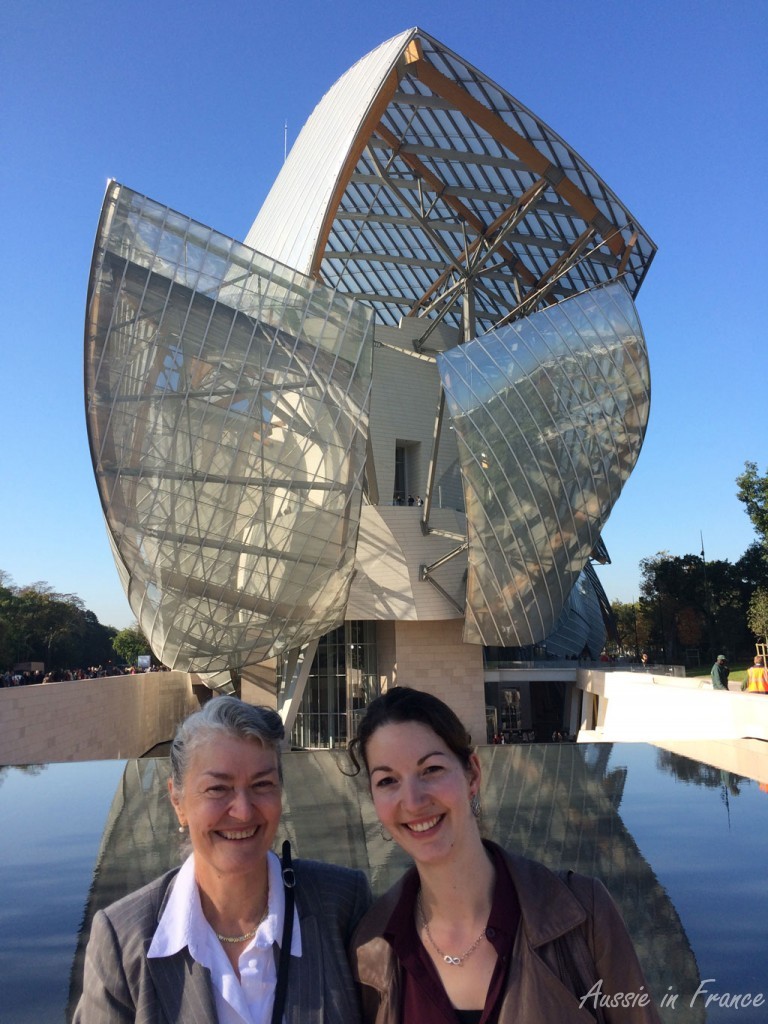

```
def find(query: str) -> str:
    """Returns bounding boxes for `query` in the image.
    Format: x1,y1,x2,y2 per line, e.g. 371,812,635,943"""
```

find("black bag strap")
270,840,296,1024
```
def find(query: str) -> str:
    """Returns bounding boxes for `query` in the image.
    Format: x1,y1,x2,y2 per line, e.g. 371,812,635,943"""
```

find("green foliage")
736,542,768,590
747,588,768,645
637,550,750,662
736,461,768,546
0,573,117,669
608,599,652,659
582,527,764,665
112,625,151,666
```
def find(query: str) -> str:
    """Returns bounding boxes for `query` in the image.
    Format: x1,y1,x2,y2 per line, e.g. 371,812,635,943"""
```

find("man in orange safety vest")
743,656,768,693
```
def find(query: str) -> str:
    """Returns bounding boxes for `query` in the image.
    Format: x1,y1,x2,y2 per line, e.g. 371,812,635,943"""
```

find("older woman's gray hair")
170,697,285,792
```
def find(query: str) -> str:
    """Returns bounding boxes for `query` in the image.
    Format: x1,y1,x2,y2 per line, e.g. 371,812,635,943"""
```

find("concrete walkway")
575,668,768,784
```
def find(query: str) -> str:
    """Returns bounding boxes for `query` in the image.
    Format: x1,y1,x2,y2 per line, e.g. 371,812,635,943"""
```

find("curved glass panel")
86,184,373,682
437,282,649,648
545,564,607,659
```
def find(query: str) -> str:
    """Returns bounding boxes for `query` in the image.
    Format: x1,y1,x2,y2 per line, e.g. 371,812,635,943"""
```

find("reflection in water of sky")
610,744,768,1019
0,761,126,1024
0,744,766,1023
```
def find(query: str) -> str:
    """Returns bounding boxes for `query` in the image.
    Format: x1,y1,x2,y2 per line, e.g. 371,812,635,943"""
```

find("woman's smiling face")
367,720,480,865
169,732,282,888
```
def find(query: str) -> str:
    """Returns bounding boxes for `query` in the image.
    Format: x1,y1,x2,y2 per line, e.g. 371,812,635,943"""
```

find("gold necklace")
214,900,268,944
417,890,487,966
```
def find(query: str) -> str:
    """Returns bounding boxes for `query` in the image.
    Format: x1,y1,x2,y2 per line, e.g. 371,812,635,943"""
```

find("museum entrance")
287,620,379,749
485,677,570,742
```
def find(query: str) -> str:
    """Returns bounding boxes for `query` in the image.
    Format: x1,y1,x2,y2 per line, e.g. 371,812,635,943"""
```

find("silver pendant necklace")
417,890,487,966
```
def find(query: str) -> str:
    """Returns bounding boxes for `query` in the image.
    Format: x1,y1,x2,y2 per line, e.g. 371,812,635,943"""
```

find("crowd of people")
392,494,424,506
1,663,168,686
1,668,46,686
491,728,574,744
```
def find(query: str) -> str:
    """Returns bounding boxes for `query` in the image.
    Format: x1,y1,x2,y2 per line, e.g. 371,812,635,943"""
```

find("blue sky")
2,0,766,630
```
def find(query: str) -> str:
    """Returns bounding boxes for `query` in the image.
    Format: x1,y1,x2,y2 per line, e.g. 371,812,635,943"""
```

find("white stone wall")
241,658,278,707
376,620,397,691
348,506,467,621
386,619,487,746
0,672,200,765
576,669,768,742
369,337,462,509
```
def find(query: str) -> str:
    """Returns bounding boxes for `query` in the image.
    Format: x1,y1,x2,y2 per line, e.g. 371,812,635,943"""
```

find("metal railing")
483,656,685,676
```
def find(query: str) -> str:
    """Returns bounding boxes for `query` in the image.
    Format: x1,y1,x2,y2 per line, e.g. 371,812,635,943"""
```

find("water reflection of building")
68,745,703,1023
66,759,178,1018
482,745,704,1022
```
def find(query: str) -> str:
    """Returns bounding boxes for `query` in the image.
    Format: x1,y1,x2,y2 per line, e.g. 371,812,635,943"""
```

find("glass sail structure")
437,282,650,648
85,28,659,697
243,26,657,660
545,562,612,659
85,184,373,687
247,27,656,337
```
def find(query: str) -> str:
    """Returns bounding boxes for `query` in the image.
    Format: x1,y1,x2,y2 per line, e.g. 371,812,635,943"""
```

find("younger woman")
349,687,660,1024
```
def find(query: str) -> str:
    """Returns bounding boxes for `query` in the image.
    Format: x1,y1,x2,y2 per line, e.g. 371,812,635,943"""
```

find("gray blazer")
73,859,372,1024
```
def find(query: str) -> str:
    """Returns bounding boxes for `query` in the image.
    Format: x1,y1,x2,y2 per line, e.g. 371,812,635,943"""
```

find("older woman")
75,697,371,1023
349,687,660,1024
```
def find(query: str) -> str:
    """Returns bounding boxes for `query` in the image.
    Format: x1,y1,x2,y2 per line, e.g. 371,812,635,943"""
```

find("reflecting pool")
0,743,766,1023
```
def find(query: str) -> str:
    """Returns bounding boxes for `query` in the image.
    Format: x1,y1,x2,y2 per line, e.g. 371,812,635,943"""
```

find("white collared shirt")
148,850,302,1024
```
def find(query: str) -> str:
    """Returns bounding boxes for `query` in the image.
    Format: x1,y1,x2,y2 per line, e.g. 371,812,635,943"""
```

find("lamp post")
700,531,714,656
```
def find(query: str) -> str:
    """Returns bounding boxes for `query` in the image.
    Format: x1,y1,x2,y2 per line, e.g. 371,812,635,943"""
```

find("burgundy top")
383,842,521,1024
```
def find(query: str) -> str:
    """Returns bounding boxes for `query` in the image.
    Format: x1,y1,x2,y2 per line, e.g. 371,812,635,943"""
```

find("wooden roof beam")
405,177,549,316
407,56,626,259
496,225,597,325
374,123,539,302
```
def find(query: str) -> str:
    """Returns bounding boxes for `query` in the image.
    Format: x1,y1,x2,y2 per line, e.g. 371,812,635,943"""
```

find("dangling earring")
379,823,393,842
470,793,481,818
178,823,187,834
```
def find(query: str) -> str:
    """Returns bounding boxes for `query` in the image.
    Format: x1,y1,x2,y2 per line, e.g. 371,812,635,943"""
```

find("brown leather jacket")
351,846,661,1024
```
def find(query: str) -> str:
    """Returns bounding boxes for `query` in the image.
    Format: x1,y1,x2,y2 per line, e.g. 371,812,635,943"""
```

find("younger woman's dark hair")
348,686,473,776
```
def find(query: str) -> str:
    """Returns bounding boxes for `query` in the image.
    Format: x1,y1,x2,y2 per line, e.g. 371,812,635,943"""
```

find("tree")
608,600,652,660
15,586,83,665
639,551,705,661
78,610,120,667
736,461,768,547
747,589,768,647
736,542,768,592
112,625,151,666
676,606,706,648
638,550,749,662
0,575,16,668
0,573,117,670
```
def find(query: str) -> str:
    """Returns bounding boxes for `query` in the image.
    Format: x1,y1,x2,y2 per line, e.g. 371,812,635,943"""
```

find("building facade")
86,28,655,745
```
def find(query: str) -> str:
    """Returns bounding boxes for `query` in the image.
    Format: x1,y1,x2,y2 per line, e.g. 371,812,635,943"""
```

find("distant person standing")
711,654,730,691
640,652,650,671
743,656,768,693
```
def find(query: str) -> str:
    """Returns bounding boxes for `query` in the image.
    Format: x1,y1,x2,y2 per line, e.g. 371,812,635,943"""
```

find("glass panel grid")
437,282,650,648
86,184,373,681
316,31,656,334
